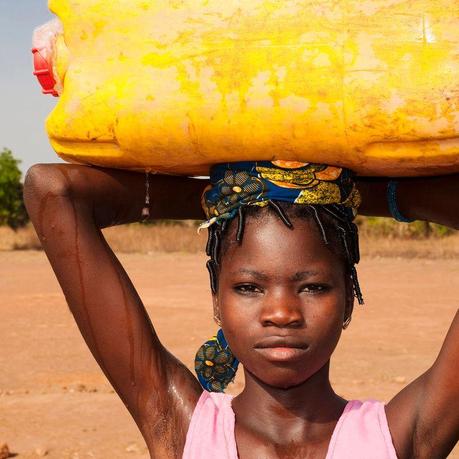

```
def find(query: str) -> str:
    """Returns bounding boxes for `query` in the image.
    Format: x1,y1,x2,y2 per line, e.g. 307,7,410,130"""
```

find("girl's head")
195,161,362,391
207,203,357,389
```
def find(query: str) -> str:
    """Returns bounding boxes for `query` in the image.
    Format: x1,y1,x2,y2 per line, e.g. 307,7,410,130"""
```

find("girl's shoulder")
183,391,238,459
326,400,398,459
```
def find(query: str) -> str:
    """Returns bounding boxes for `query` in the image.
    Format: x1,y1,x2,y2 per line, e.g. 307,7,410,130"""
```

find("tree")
0,148,29,229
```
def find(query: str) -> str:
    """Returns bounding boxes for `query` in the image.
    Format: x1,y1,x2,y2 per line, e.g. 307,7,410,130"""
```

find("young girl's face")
215,213,352,389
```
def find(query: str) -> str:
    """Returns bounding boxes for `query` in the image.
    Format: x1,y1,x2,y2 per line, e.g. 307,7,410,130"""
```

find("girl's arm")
356,175,459,229
356,174,459,458
24,164,206,457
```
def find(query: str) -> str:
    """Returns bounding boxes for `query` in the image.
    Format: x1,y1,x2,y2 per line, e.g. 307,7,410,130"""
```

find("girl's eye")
300,284,329,294
234,284,262,294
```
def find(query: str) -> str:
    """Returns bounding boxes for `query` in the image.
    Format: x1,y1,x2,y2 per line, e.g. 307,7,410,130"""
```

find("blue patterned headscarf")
199,160,361,229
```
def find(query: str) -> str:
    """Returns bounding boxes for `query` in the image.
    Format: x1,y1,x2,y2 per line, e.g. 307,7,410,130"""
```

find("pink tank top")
183,391,398,459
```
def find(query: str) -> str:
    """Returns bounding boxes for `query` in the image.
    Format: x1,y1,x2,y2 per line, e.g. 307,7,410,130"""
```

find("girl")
24,161,459,458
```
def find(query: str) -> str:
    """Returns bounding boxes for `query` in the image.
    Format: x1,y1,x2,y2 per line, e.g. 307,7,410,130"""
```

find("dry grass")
359,233,459,259
0,225,42,251
0,223,207,254
103,222,207,253
1,223,459,259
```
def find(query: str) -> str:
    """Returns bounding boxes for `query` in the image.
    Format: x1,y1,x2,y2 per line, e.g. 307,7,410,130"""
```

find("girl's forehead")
227,214,324,251
221,216,342,274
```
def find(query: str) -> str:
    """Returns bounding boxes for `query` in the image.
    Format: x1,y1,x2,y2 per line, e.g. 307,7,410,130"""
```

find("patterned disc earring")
194,329,239,392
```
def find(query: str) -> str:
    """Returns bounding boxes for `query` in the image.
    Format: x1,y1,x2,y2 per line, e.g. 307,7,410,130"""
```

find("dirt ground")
1,250,458,458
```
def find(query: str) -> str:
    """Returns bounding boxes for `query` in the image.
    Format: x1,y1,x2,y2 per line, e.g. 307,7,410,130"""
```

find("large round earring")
194,329,239,392
343,315,352,330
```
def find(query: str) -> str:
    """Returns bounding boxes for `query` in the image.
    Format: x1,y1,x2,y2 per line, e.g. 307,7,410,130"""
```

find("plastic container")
36,0,459,176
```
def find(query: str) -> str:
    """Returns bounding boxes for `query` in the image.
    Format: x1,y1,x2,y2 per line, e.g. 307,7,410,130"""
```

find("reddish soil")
1,251,458,458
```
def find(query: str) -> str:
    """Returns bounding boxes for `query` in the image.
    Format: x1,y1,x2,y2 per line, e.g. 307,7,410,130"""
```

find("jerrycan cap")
32,47,58,97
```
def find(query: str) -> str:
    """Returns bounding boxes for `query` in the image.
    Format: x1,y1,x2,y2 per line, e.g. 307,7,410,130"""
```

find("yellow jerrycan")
35,0,459,177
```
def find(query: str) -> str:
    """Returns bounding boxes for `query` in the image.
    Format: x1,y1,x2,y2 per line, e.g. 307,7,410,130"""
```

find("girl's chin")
246,367,315,390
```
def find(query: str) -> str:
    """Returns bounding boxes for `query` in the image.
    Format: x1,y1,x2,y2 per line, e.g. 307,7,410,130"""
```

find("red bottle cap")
32,47,58,97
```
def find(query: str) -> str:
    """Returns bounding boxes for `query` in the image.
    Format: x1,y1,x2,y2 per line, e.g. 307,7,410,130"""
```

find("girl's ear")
212,295,222,326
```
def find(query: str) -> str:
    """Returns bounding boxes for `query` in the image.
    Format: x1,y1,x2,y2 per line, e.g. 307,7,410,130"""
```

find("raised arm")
24,164,206,457
356,174,459,458
356,174,459,229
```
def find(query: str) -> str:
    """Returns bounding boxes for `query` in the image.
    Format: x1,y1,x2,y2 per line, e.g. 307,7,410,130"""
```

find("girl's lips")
254,346,308,362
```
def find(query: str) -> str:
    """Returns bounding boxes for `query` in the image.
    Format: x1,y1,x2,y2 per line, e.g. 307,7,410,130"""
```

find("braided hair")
205,201,364,305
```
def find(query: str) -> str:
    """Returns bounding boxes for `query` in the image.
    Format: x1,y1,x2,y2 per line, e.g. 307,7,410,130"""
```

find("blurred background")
0,1,458,459
0,0,58,175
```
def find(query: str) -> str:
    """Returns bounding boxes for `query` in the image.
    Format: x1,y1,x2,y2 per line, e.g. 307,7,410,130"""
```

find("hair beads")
194,329,239,392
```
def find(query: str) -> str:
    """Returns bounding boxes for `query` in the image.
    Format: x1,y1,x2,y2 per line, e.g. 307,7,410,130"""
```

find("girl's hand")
356,175,459,229
23,164,206,457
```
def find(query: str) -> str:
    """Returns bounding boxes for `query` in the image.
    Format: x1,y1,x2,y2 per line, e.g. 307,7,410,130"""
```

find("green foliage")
0,148,28,229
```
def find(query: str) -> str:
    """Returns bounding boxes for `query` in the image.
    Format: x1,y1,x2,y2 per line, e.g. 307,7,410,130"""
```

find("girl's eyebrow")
289,271,321,281
231,269,320,281
233,269,269,280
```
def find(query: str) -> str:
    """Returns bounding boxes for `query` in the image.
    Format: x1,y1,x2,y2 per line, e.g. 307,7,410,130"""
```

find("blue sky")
0,1,58,175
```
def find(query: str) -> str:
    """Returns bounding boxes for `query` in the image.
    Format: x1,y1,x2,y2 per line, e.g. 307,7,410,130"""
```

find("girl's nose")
259,293,305,328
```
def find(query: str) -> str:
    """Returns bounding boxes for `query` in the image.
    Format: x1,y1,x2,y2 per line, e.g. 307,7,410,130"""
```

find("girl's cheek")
307,305,344,340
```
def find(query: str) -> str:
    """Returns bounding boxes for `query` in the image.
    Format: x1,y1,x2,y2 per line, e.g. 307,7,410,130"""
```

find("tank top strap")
326,400,398,459
182,391,238,459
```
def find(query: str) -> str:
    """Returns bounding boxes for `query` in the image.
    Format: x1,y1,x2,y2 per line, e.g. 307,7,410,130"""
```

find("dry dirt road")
1,250,458,458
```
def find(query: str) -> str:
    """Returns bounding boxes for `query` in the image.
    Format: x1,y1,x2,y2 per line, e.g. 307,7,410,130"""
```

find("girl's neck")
232,361,347,445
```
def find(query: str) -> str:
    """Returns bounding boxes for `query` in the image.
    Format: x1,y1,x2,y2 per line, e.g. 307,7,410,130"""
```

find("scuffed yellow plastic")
47,0,459,176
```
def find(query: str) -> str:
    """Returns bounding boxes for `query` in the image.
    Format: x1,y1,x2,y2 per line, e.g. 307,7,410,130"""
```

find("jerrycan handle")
32,18,63,97
32,47,58,96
